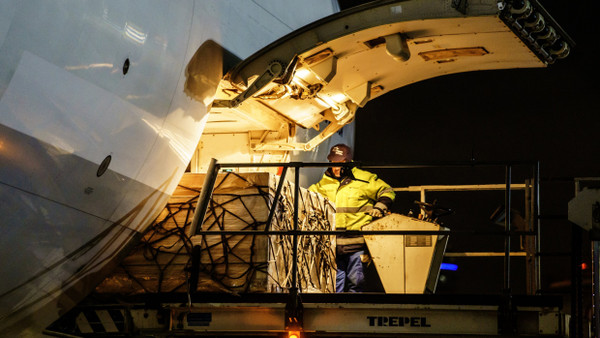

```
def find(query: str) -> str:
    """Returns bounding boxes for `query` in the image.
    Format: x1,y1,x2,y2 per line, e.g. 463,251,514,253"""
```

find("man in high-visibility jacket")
309,144,395,292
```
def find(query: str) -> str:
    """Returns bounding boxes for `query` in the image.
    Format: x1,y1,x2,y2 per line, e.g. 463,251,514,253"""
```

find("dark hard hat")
327,144,352,162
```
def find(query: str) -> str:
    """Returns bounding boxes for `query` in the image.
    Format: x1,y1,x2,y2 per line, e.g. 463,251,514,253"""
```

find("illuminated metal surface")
0,1,338,335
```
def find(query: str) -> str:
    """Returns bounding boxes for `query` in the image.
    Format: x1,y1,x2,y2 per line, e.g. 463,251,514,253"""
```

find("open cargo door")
193,0,572,170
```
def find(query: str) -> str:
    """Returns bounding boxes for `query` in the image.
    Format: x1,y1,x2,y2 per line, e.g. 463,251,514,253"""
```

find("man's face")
330,160,344,178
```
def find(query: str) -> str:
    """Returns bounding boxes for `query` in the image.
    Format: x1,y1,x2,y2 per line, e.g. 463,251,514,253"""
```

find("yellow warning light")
288,330,301,338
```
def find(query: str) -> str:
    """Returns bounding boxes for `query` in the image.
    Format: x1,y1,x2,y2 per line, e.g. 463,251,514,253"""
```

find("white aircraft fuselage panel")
0,1,338,335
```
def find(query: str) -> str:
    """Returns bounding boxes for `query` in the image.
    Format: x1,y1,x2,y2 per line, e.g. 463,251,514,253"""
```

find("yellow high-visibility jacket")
309,167,395,231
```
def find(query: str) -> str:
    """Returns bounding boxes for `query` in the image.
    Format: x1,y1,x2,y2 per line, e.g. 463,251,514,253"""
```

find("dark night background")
341,0,599,297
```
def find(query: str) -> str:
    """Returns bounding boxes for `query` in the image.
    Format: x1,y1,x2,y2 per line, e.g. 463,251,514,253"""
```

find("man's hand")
367,202,388,218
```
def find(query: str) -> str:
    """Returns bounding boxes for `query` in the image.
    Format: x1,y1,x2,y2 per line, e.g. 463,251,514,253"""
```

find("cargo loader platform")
45,293,565,337
44,161,574,337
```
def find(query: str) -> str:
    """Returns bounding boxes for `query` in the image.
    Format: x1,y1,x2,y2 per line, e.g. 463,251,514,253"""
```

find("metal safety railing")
47,160,587,337
394,180,539,295
187,159,541,299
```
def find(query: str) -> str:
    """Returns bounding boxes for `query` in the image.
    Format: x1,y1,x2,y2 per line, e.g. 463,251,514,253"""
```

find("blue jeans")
336,250,365,292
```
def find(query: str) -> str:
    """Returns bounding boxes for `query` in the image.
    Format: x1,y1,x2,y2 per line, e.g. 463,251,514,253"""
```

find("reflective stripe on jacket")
309,167,395,231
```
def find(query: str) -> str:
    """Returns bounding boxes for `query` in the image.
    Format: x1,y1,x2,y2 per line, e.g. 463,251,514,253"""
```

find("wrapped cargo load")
96,172,336,294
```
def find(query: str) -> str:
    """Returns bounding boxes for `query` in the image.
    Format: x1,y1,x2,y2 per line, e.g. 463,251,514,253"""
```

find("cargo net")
96,172,336,295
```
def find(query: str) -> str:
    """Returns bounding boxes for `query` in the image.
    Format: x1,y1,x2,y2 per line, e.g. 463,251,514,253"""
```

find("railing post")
285,163,303,332
500,164,516,335
292,163,300,291
188,158,219,298
534,161,541,293
571,223,583,337
593,240,600,338
189,158,220,237
504,164,512,291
